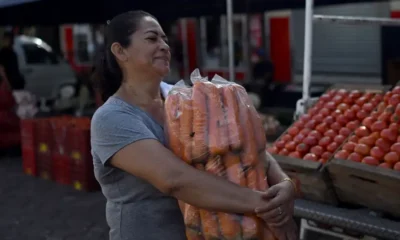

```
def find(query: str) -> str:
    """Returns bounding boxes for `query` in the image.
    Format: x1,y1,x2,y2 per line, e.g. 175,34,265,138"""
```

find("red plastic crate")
52,152,71,185
22,147,37,176
20,119,37,149
71,169,99,192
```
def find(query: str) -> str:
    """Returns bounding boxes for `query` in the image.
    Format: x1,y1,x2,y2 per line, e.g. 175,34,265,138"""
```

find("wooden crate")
327,159,400,218
274,154,338,205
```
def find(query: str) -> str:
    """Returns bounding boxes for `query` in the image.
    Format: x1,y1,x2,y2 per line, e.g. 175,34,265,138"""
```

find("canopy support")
226,0,235,81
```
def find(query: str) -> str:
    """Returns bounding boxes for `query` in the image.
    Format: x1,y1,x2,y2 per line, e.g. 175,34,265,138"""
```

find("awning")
0,0,40,8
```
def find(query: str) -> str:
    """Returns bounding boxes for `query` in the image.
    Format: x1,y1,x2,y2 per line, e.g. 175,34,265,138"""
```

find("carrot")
256,162,268,191
199,210,220,240
221,85,244,151
241,215,260,240
192,82,209,161
246,168,258,191
164,94,183,158
217,213,242,240
205,82,229,156
184,204,202,231
186,227,205,240
249,107,267,153
180,98,193,163
234,85,258,167
223,152,246,187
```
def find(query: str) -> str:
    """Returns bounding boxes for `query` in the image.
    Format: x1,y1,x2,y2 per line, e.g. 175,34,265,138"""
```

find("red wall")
269,17,291,83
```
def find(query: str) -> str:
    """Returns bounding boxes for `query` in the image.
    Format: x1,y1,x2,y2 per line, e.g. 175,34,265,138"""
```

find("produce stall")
267,0,400,238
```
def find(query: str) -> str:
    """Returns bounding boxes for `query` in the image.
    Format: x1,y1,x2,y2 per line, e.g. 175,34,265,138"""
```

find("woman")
91,10,297,240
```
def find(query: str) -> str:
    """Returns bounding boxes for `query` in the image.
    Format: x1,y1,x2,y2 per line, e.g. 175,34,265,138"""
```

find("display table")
294,199,400,240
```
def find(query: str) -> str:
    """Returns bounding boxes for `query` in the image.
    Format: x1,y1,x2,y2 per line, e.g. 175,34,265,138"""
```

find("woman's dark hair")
92,10,156,102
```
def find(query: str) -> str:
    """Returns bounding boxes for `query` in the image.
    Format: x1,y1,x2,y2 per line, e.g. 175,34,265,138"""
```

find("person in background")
0,31,25,90
91,11,297,240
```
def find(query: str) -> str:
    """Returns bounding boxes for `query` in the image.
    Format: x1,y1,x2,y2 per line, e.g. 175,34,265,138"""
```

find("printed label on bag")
41,171,49,180
74,181,82,191
39,143,48,153
25,168,32,175
71,151,81,164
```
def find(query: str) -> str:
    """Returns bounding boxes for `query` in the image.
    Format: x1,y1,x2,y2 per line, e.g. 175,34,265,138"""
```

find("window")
22,43,59,64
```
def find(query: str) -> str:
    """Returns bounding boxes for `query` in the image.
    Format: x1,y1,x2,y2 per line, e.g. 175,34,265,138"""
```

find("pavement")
0,155,109,240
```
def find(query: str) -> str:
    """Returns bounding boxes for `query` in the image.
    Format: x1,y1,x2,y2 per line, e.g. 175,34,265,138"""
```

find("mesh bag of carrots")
165,69,280,240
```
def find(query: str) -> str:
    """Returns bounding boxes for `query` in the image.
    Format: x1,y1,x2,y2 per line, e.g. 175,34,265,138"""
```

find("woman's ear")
110,42,128,62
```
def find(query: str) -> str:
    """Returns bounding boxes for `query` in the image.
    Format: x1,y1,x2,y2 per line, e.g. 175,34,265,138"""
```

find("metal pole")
313,15,400,26
227,0,235,81
181,19,190,80
302,0,314,101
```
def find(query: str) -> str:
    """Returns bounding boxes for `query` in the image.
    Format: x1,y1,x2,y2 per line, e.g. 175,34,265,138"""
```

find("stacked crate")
20,119,37,176
35,118,53,180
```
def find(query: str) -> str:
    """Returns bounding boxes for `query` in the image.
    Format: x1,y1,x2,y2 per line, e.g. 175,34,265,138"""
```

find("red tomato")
324,129,337,138
362,156,380,166
281,134,292,142
339,127,352,137
303,153,318,161
378,112,391,123
349,135,359,143
278,148,289,156
380,128,397,142
355,126,370,138
321,152,332,160
390,143,400,155
323,116,335,125
358,136,375,146
356,110,368,120
350,104,361,112
384,152,399,164
267,146,279,154
348,152,363,162
275,140,286,149
337,103,350,112
370,132,381,142
343,142,357,152
389,94,400,106
343,109,356,121
304,119,317,129
334,150,350,160
318,136,332,148
395,104,400,116
349,90,362,99
375,138,392,153
330,122,342,132
346,121,359,131
288,126,300,136
331,109,342,118
319,94,331,102
319,108,331,117
308,130,322,140
370,146,385,160
293,134,306,144
362,117,376,130
362,102,375,112
356,96,368,106
394,162,400,171
285,141,297,152
379,162,393,169
303,136,318,146
325,102,337,111
296,143,310,153
391,114,400,124
371,121,387,132
334,135,346,144
312,113,325,123
289,151,302,159
316,122,329,134
336,115,349,126
354,143,370,156
300,128,312,136
392,86,400,95
310,145,324,157
327,142,339,153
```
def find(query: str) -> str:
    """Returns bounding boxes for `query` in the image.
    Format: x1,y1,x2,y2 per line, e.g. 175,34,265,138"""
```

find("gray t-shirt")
91,96,186,240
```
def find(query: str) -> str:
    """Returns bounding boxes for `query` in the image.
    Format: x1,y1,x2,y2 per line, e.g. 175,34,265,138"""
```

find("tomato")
370,132,380,141
350,104,361,112
305,119,317,129
343,109,356,121
275,140,286,149
371,121,387,132
354,143,370,156
293,120,305,129
376,102,386,113
289,151,302,159
346,121,359,131
326,142,339,153
398,135,400,142
330,122,342,132
334,135,346,144
322,116,335,125
384,152,399,164
362,102,375,112
285,141,297,152
287,126,300,136
321,152,332,160
301,114,312,122
339,127,352,137
375,138,392,153
332,95,344,104
380,128,397,142
325,102,337,111
343,142,357,152
308,130,322,140
392,86,400,95
391,142,400,155
310,145,324,157
334,150,350,160
362,156,380,166
356,110,368,120
319,108,331,117
378,112,391,123
379,162,393,169
324,129,337,138
318,136,332,148
385,105,395,114
300,128,312,136
391,114,400,124
371,111,380,119
331,109,342,118
362,117,376,130
281,134,292,142
343,96,354,105
337,103,350,112
278,148,289,156
267,146,279,154
336,115,349,126
349,90,362,99
312,113,325,123
337,89,348,96
319,94,331,102
395,104,400,116
373,94,383,102
348,152,363,162
355,126,370,138
303,153,318,161
316,122,329,134
394,162,400,171
370,146,385,160
304,136,318,146
389,94,400,106
363,92,375,100
349,135,359,143
356,96,368,106
384,92,393,104
293,134,305,144
358,136,375,146
296,143,310,154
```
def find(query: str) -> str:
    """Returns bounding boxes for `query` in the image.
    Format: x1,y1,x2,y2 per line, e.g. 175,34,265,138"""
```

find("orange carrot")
217,213,242,240
241,215,260,240
199,210,220,240
249,107,267,153
205,82,229,156
221,85,244,151
256,163,268,192
186,227,205,240
180,98,193,163
234,85,258,167
223,152,246,187
184,204,202,230
164,94,183,158
192,82,209,161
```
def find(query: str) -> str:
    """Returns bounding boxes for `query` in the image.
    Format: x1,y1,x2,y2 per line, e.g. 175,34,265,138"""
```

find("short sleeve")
91,108,158,165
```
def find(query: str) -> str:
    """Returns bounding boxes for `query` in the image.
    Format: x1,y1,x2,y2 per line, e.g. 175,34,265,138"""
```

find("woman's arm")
265,154,289,186
110,138,266,214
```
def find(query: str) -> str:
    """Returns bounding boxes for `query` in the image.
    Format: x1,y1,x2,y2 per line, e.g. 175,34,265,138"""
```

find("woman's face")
125,16,171,78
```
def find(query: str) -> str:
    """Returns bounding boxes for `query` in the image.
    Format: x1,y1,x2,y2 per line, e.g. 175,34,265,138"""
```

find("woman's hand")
255,180,296,227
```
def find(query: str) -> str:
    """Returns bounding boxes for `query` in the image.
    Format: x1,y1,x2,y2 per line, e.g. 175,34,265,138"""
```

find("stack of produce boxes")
267,86,388,204
20,116,99,192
